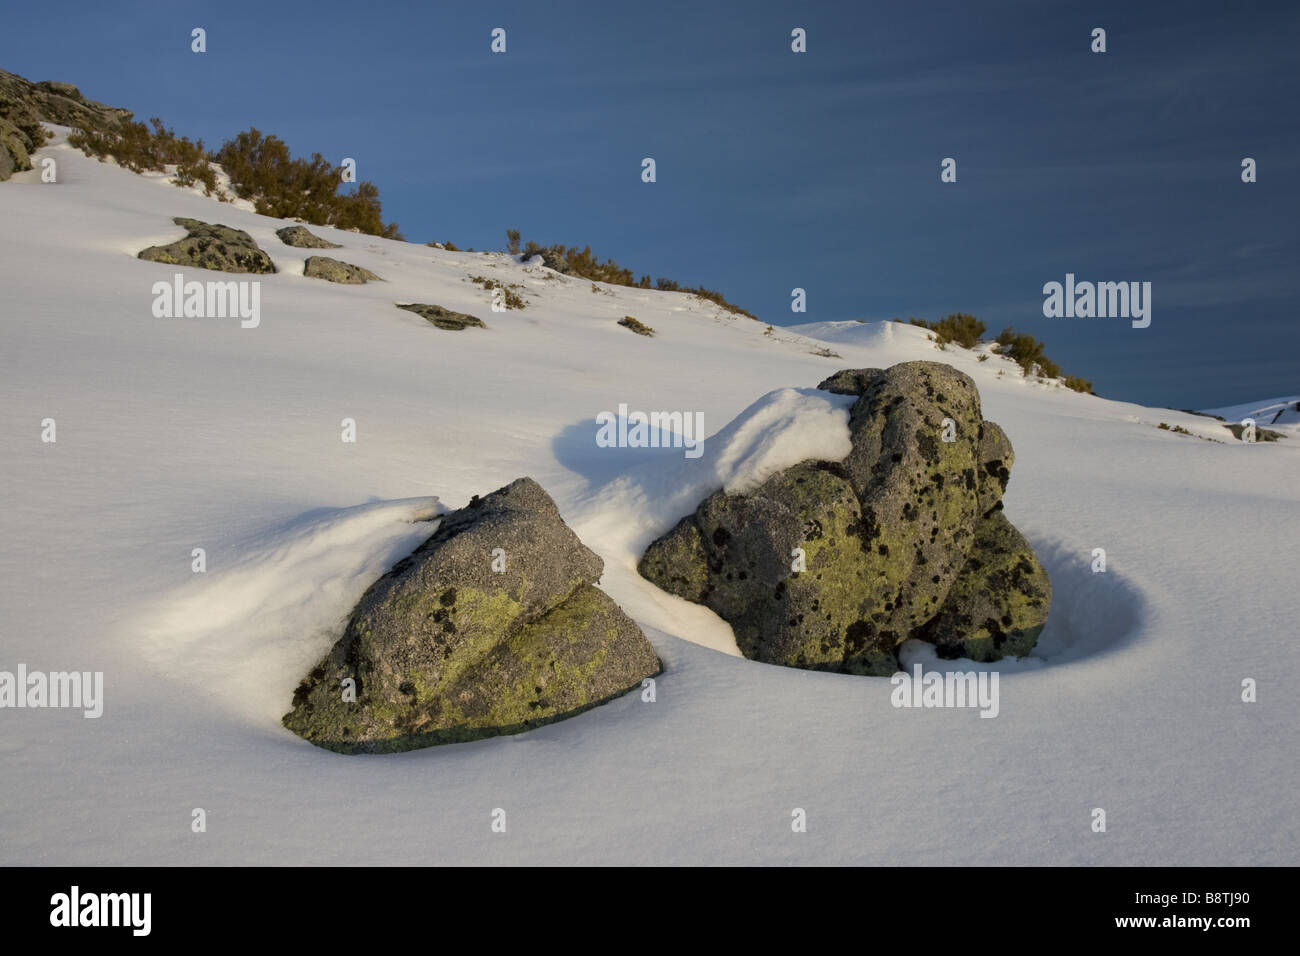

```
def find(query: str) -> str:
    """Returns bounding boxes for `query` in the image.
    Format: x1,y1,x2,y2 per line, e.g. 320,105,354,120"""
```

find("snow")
1202,395,1300,437
1,127,1297,865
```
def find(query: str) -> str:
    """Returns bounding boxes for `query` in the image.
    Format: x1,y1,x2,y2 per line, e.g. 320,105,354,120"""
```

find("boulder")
916,509,1051,661
303,256,380,284
396,302,486,331
0,69,132,144
0,117,32,178
977,421,1014,514
816,368,883,396
836,362,985,638
639,361,1050,672
137,217,276,274
641,460,898,674
283,477,660,753
276,225,341,249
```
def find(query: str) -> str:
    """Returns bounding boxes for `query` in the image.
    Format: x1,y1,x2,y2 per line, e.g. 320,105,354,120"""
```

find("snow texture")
0,128,1296,865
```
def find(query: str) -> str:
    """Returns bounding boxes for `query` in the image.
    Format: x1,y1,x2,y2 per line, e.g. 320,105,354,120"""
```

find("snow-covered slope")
1201,395,1300,438
1,128,1296,865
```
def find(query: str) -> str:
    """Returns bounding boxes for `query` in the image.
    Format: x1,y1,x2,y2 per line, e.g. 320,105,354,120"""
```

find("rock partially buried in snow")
816,367,884,397
639,361,1050,673
137,217,276,274
977,421,1015,515
918,510,1050,660
303,256,381,284
641,460,898,675
283,477,660,753
276,225,342,249
396,302,486,331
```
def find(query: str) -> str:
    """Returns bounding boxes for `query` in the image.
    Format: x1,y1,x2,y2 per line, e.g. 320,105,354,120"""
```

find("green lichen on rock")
816,368,884,396
917,509,1051,661
137,217,277,273
1,69,131,181
303,256,381,284
638,361,1051,673
641,461,897,674
276,225,342,249
283,477,660,753
837,361,985,637
0,116,33,178
396,302,487,331
977,420,1015,514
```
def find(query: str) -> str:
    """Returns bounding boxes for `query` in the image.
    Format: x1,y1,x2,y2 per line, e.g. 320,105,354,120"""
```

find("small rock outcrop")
639,361,1050,673
276,225,342,249
137,218,276,273
303,256,380,284
0,70,134,180
396,303,486,331
283,478,661,753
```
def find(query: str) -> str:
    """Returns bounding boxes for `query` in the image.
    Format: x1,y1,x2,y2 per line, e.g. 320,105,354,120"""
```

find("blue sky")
3,0,1296,407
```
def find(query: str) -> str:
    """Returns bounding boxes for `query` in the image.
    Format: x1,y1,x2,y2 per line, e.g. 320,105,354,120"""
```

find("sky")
2,0,1296,407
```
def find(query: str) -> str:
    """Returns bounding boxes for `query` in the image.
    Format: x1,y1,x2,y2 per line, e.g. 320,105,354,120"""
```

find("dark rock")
396,303,487,331
0,116,32,177
836,361,985,636
977,421,1014,514
916,510,1051,661
276,225,342,249
283,477,660,753
640,461,898,674
137,217,276,274
303,256,380,284
816,367,884,396
640,361,1050,672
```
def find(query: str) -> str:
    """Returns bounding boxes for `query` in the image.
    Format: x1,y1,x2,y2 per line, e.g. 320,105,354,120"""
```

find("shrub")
511,233,757,318
908,313,986,348
995,327,1050,374
213,128,402,238
469,275,525,309
691,286,758,320
1063,375,1093,394
70,120,405,238
932,312,986,348
618,315,655,336
70,117,222,197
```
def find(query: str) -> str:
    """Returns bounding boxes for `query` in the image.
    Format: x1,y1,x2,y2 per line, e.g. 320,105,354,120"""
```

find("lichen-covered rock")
640,460,898,674
137,218,276,273
396,302,486,331
283,477,660,753
977,421,1015,515
0,70,131,157
916,510,1051,661
0,117,32,178
816,367,884,397
836,361,985,636
276,225,341,249
639,361,1050,672
303,256,380,284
